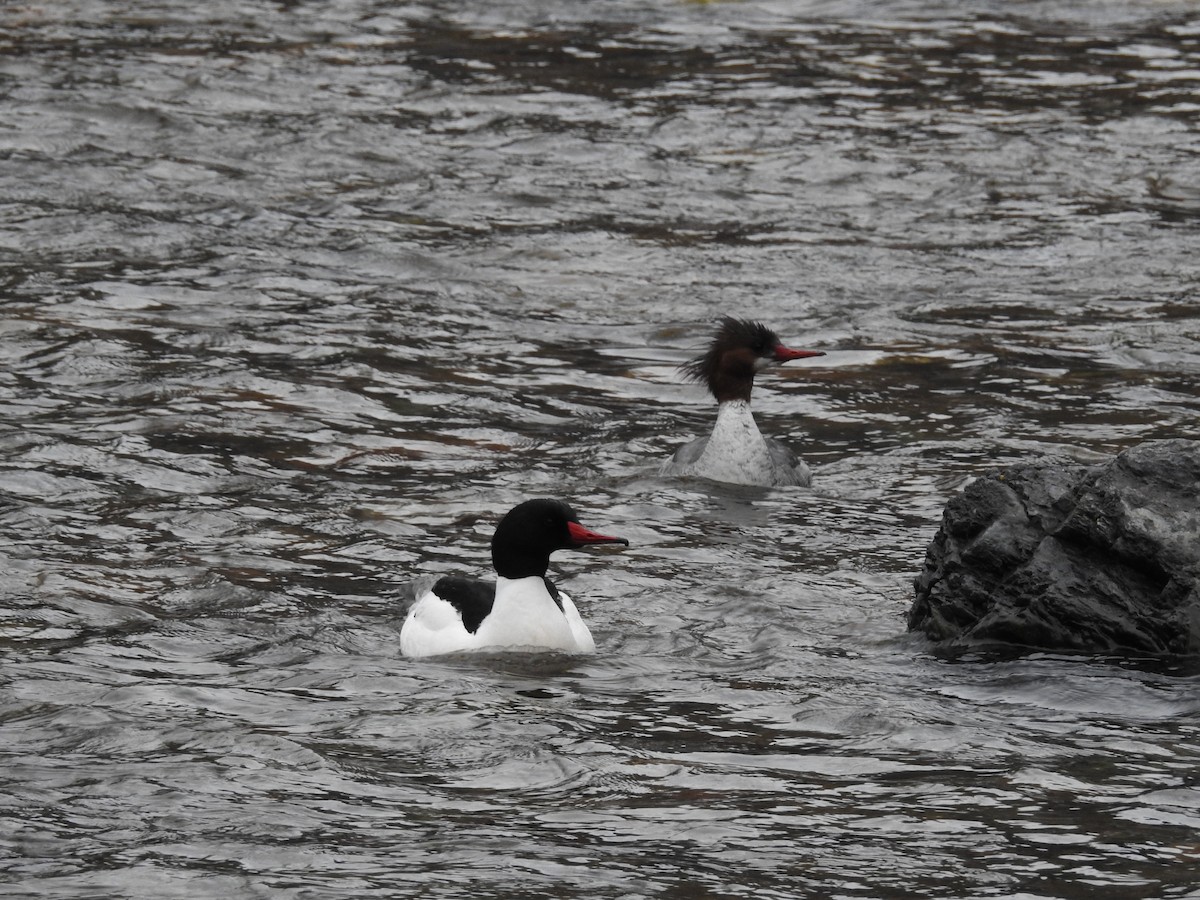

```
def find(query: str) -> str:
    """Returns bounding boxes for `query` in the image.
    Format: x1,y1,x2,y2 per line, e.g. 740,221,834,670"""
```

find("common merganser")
400,498,629,658
660,317,825,487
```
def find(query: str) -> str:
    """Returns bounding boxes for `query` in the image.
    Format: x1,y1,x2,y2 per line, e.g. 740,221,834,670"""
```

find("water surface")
2,0,1200,897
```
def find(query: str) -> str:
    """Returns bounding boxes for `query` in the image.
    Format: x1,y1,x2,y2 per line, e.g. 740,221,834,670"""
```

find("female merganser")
660,317,825,487
400,498,629,658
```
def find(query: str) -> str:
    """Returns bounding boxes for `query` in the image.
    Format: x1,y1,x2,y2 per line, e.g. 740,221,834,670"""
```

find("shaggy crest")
680,317,780,386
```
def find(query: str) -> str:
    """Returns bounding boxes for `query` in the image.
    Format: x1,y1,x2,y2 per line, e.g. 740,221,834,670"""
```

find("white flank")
400,576,595,658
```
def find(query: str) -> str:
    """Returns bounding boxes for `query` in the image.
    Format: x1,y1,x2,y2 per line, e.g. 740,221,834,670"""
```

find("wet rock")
909,439,1200,655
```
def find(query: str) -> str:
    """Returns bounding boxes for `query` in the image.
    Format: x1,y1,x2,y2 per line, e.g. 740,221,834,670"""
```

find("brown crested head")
680,317,823,403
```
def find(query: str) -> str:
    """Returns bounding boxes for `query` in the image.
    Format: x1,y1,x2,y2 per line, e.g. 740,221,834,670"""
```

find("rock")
909,439,1200,655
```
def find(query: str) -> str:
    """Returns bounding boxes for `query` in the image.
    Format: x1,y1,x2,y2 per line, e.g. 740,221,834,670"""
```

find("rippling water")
3,0,1200,897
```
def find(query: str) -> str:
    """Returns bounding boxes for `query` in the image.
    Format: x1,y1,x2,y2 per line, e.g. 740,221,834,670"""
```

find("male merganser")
400,499,629,658
660,317,825,487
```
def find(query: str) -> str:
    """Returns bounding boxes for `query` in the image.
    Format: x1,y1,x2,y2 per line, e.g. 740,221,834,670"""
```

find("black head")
680,317,824,403
490,499,628,580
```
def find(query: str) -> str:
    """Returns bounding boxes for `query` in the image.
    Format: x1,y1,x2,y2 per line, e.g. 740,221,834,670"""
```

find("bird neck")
706,348,759,403
491,537,551,580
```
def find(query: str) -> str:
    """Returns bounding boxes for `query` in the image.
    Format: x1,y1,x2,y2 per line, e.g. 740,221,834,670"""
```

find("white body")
400,575,596,658
661,400,812,487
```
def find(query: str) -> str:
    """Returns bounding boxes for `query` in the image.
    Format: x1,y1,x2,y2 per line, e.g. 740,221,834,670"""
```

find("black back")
434,574,563,634
433,576,494,634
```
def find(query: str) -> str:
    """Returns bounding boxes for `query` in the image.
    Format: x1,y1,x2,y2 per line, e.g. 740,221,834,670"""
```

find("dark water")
2,1,1200,897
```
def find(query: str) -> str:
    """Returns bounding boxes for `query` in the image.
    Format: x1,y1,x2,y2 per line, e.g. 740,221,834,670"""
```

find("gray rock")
909,439,1200,655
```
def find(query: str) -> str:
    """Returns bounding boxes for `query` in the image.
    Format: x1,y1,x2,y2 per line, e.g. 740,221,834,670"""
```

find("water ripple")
3,0,1200,897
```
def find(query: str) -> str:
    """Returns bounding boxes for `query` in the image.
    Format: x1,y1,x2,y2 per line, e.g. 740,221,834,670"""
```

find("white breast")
667,400,808,487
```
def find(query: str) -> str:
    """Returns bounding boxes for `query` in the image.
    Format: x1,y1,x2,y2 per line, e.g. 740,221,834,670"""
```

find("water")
2,0,1200,897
